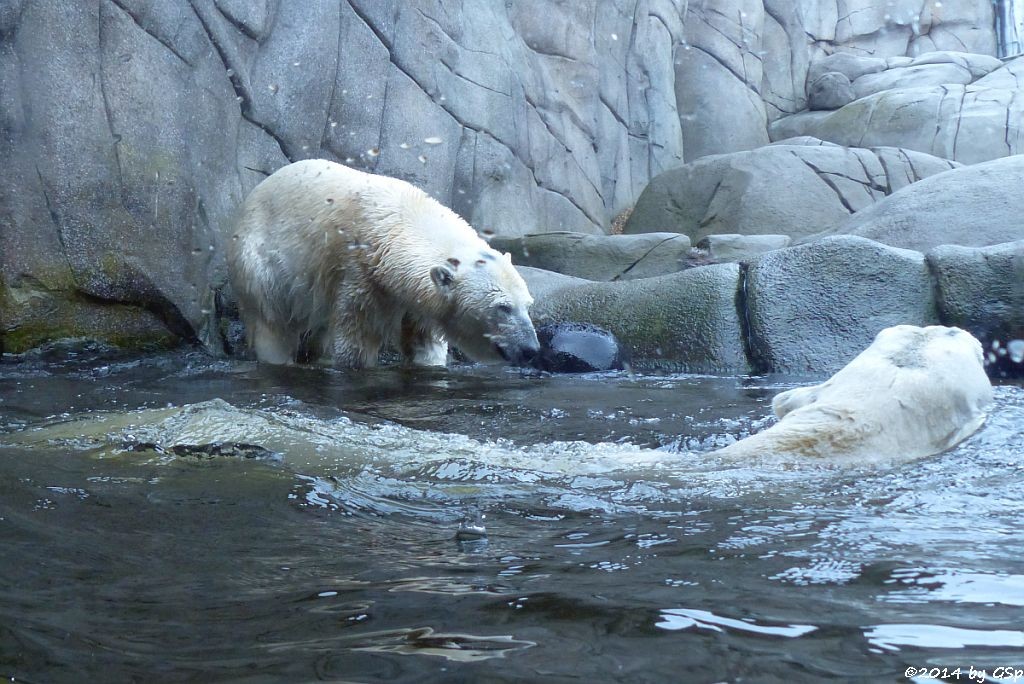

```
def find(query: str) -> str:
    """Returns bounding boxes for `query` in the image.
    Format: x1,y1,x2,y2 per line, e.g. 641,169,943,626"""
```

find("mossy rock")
1,279,181,354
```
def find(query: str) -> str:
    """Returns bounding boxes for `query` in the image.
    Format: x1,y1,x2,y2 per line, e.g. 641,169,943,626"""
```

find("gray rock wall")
0,0,1002,352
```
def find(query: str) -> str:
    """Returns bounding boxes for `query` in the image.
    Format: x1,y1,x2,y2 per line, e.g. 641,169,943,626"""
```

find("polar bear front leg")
400,315,449,367
250,318,296,365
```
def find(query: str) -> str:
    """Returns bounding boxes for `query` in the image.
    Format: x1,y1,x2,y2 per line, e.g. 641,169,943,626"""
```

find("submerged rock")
535,322,628,373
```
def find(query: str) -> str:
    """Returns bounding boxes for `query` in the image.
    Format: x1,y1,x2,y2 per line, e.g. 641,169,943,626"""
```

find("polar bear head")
430,250,540,365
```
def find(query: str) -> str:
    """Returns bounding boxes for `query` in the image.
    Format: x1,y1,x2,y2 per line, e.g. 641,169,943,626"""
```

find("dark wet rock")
494,232,692,281
127,441,282,461
623,142,956,243
535,322,627,373
531,263,747,372
0,275,182,354
928,240,1024,376
809,156,1024,251
745,236,938,373
807,72,855,110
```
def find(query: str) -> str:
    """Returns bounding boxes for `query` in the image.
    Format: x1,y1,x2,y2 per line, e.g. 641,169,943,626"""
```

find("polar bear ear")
430,264,456,292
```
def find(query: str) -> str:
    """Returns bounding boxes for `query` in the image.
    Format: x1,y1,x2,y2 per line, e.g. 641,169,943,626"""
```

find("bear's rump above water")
227,160,539,368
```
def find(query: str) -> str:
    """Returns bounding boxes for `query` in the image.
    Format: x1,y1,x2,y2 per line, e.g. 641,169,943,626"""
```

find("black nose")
519,343,540,365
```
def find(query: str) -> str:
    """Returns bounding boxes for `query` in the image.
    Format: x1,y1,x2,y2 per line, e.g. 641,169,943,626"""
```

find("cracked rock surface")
491,232,693,282
623,138,957,243
808,155,1024,252
773,55,1024,163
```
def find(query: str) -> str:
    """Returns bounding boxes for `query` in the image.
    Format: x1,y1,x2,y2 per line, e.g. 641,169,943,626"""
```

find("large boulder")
850,62,974,99
809,155,1024,252
530,263,747,372
927,241,1024,356
806,53,887,86
676,1,770,160
623,141,957,243
745,236,938,373
515,266,588,302
492,232,692,281
814,0,997,56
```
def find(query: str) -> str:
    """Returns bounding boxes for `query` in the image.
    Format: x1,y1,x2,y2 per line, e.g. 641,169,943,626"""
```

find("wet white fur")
227,160,534,367
715,325,993,462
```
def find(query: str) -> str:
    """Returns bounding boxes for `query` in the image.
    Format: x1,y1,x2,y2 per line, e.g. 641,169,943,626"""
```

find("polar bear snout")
492,315,541,366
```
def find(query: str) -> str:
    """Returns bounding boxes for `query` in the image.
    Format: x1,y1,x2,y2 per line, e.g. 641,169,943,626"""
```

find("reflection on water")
1,345,1023,682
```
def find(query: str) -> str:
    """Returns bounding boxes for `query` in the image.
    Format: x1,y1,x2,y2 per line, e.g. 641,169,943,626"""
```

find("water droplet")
418,155,427,164
424,136,443,145
611,33,618,41
367,148,380,158
1008,339,1024,364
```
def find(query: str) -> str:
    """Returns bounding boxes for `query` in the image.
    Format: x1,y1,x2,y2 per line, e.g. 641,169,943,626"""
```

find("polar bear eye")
495,304,513,316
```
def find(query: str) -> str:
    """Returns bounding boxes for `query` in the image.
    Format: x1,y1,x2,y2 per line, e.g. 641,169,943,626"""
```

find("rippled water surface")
1,344,1022,683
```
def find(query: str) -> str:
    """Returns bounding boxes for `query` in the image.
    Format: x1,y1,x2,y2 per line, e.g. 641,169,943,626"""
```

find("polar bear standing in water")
227,160,539,368
715,325,993,462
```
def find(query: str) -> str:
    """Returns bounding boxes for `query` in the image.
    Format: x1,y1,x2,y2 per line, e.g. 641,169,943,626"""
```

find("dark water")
1,343,1023,683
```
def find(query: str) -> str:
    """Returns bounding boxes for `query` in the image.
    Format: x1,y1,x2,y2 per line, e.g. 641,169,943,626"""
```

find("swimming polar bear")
714,325,993,462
